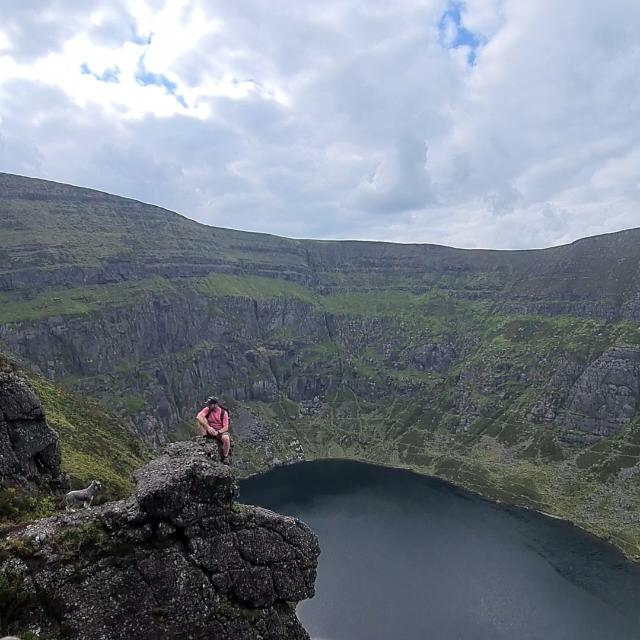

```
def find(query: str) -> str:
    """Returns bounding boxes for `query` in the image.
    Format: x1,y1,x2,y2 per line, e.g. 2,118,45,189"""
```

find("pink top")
197,405,229,431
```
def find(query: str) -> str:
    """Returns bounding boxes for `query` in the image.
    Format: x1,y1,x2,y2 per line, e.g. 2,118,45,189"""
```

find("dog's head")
91,480,103,491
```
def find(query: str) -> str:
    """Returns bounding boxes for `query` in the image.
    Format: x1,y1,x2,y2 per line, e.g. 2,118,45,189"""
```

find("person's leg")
221,433,231,459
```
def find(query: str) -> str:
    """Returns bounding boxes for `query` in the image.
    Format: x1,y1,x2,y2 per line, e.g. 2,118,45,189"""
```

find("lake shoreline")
240,454,640,565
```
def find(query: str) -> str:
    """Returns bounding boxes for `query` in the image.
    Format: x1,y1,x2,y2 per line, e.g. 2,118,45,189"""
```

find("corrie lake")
240,459,640,640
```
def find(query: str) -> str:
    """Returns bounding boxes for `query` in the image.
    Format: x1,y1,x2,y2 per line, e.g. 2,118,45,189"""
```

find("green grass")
192,273,316,303
0,488,57,526
0,273,316,324
124,395,147,413
0,277,179,323
51,520,108,560
29,375,151,498
0,272,491,327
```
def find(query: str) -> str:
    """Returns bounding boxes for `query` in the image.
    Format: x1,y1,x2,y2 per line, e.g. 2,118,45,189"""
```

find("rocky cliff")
0,354,149,510
0,356,66,494
0,440,319,640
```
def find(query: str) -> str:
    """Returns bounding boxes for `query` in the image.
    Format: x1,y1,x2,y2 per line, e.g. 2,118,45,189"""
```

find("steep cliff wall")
3,289,640,445
0,440,319,640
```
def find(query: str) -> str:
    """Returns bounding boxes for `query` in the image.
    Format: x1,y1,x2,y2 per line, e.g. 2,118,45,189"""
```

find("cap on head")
206,396,219,405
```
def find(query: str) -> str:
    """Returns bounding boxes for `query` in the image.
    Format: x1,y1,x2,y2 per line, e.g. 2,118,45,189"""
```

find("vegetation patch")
192,273,316,304
52,521,108,560
0,277,179,324
0,569,35,625
124,395,147,413
215,595,235,620
0,488,57,527
29,375,151,499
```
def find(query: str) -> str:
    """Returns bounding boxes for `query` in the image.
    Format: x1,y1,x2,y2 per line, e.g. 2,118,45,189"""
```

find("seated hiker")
196,396,231,464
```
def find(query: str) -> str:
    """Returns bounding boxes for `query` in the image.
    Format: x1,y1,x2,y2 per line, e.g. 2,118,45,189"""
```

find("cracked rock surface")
0,440,319,640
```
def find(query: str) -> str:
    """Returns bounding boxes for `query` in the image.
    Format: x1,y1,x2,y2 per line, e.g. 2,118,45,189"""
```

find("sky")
0,0,639,249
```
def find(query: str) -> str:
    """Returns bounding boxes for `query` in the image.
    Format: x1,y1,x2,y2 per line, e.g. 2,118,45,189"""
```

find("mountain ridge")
3,172,640,325
2,170,638,252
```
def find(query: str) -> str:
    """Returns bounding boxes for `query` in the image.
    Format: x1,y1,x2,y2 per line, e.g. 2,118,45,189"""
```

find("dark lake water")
240,459,640,640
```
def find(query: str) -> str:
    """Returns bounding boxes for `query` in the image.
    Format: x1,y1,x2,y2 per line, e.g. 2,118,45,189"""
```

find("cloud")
0,0,639,249
350,136,433,213
0,1,133,61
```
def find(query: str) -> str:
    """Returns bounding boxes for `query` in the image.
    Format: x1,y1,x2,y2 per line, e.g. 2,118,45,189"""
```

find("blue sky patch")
135,66,178,93
80,63,121,83
438,1,484,65
135,57,188,108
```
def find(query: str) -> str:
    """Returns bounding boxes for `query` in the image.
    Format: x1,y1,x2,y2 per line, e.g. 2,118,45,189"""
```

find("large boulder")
0,439,320,640
0,361,66,490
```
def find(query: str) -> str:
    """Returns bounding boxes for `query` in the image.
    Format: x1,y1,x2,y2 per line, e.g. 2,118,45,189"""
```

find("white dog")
64,480,103,511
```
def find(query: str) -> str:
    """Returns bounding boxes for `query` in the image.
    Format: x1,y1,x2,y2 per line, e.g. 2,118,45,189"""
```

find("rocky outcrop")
0,361,66,490
0,440,319,640
560,346,640,436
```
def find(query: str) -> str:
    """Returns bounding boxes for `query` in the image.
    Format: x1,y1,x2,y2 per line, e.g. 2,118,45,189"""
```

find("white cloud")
0,0,639,249
460,0,504,38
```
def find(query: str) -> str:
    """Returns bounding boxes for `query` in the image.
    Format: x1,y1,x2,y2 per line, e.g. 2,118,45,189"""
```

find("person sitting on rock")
196,396,231,464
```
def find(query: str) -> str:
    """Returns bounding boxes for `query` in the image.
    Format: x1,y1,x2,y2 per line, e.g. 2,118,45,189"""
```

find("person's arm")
196,408,214,435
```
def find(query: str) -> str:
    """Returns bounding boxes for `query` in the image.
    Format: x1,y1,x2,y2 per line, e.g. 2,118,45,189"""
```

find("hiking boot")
221,456,230,465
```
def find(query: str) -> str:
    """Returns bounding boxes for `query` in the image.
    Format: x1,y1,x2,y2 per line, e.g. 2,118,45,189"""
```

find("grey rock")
559,346,640,436
0,363,67,491
0,439,319,640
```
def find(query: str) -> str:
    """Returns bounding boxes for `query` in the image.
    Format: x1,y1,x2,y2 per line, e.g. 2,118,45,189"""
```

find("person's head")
206,396,219,407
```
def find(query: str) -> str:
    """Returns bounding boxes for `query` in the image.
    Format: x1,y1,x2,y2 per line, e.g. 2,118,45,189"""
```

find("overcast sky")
0,0,639,249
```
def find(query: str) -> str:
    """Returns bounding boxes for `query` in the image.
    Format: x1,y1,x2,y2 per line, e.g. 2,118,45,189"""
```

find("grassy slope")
2,173,640,310
0,354,150,513
29,374,151,498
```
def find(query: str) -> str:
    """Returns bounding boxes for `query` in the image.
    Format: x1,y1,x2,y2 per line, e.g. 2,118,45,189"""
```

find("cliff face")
4,293,640,445
561,347,640,436
0,440,319,640
0,358,65,492
0,295,331,447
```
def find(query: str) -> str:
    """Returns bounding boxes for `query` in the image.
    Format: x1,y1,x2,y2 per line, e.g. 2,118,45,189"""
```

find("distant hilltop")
1,172,640,322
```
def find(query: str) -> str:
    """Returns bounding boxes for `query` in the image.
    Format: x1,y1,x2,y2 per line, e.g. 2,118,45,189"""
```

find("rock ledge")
0,440,319,640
